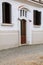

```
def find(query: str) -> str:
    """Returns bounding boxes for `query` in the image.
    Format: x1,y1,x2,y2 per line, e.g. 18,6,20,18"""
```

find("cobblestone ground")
0,44,43,65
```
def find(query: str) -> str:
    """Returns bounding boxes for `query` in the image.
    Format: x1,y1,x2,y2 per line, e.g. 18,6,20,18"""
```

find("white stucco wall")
0,0,19,50
0,0,43,50
0,0,19,30
16,1,43,44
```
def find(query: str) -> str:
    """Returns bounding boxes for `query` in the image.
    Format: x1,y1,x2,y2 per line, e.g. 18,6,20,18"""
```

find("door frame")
18,18,27,45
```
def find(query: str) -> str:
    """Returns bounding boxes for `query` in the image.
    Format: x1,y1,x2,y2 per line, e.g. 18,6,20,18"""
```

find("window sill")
1,23,13,26
33,25,41,28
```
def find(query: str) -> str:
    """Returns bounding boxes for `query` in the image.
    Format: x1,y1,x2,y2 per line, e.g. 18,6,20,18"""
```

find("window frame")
20,9,27,17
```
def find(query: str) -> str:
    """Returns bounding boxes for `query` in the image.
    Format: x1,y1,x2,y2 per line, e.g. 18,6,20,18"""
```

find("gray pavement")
0,44,43,65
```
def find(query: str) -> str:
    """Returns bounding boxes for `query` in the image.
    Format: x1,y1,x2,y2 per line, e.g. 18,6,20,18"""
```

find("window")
23,10,24,16
20,9,27,17
25,11,27,17
20,10,22,16
33,10,41,25
2,2,11,24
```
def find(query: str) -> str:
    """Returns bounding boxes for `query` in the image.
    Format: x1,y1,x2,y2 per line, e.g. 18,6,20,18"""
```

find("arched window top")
18,5,30,12
20,7,29,11
21,19,26,22
18,5,30,18
2,2,11,6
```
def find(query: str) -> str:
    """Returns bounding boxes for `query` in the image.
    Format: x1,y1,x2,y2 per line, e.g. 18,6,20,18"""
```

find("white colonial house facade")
0,0,43,50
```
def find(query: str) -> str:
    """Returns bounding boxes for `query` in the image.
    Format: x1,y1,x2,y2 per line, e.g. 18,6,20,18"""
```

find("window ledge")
1,23,14,26
33,25,41,28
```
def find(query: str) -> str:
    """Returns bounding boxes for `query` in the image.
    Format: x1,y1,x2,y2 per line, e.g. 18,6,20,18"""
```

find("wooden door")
21,19,26,44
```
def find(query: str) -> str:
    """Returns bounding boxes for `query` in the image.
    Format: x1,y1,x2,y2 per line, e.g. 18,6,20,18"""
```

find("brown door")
21,19,26,44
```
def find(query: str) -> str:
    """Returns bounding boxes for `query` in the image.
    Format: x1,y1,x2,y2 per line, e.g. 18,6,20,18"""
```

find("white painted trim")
1,23,14,26
27,0,43,7
33,25,41,28
18,5,30,11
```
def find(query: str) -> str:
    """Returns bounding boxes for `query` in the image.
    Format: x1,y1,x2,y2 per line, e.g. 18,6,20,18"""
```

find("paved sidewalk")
0,44,43,65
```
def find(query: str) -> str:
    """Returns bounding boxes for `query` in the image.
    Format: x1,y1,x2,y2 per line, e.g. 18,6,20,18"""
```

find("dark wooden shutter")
33,10,41,25
37,11,41,25
2,2,11,24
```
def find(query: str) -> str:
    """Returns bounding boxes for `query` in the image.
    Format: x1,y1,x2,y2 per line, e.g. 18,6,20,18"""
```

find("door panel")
21,19,26,44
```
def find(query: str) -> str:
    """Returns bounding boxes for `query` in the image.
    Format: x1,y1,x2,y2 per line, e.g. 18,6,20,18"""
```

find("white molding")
18,5,30,11
27,0,43,7
33,25,41,28
1,23,14,26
